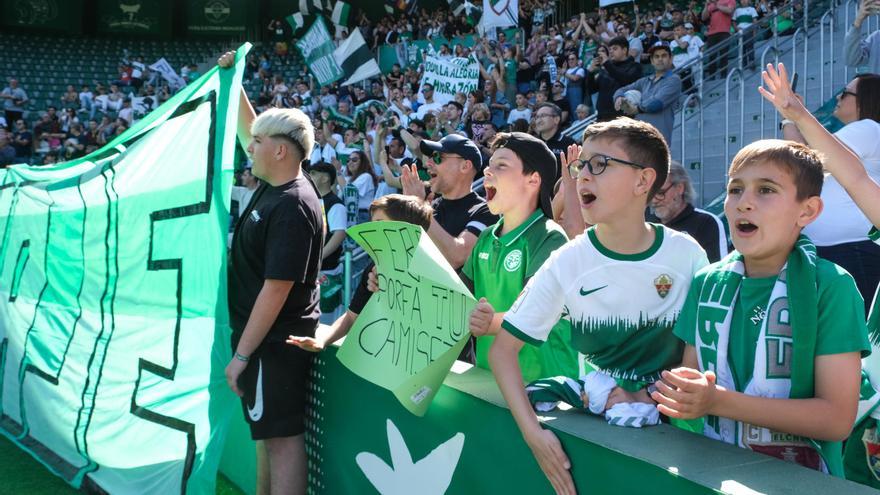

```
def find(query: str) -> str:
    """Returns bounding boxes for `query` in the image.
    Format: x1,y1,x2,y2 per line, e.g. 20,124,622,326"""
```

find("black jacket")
587,57,643,119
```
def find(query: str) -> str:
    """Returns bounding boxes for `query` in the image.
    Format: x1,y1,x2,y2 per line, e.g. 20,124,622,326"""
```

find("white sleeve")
327,203,347,232
230,186,246,203
835,120,880,163
353,173,374,200
501,251,567,345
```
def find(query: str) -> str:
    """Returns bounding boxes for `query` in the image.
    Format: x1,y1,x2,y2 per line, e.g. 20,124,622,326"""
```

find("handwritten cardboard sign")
336,221,476,416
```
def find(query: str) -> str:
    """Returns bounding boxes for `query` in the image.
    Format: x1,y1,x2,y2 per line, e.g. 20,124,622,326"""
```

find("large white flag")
480,0,517,31
149,57,187,91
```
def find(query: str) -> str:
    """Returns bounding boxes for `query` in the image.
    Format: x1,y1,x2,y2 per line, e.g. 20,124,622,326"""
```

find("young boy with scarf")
656,133,871,475
757,63,880,485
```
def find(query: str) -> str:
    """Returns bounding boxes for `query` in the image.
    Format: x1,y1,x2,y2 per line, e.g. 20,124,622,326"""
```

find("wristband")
780,118,795,127
233,351,249,362
646,383,659,403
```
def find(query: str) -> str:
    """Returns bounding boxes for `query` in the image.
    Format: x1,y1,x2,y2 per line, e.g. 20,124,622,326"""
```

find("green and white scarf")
693,235,844,476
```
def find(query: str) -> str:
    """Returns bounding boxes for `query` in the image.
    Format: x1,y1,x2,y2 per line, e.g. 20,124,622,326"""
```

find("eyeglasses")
653,182,677,200
839,90,857,99
567,154,647,179
535,112,558,119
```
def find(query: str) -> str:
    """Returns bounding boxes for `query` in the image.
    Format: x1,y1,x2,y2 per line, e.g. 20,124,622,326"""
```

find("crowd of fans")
0,56,202,166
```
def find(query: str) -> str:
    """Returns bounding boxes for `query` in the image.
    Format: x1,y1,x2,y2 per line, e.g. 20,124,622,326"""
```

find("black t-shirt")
228,175,325,342
666,204,728,263
321,191,345,272
432,191,498,238
348,262,374,315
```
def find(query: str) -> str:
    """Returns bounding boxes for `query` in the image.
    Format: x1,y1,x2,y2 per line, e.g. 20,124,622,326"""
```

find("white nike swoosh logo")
247,359,264,421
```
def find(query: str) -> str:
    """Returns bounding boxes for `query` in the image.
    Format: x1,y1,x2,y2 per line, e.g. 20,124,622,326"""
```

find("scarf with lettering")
692,235,843,475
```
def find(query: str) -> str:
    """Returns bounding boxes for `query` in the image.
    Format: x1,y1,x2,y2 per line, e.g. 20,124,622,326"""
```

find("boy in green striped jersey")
464,132,579,383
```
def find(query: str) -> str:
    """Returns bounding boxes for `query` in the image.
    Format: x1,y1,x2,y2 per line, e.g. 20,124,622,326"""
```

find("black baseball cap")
491,132,556,219
419,134,482,171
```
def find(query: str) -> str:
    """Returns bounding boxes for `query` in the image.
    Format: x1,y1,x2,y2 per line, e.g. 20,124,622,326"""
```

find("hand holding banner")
335,221,476,416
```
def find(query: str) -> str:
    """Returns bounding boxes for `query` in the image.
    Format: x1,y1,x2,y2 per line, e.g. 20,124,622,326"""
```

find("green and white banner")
307,347,719,494
186,0,249,35
336,221,475,416
296,16,344,86
0,44,250,495
96,0,172,36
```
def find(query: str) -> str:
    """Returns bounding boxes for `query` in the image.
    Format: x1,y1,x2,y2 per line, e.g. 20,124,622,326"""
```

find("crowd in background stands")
231,0,798,220
0,57,203,166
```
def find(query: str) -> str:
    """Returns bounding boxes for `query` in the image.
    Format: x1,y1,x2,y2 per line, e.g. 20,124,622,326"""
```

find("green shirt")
462,210,578,382
675,258,871,393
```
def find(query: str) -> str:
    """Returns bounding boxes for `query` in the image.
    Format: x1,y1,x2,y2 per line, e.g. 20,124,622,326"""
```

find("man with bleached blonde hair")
220,51,323,495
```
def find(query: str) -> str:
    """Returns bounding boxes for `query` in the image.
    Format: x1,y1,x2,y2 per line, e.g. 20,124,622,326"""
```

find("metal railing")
670,0,852,204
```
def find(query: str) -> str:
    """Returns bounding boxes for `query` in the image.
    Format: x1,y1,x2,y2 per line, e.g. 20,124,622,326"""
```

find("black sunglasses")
568,154,646,179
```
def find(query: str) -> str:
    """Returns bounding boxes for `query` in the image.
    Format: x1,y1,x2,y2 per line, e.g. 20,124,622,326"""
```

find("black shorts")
235,341,314,440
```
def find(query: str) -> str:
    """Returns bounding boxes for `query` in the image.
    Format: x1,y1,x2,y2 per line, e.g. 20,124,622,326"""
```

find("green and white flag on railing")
0,43,251,495
296,16,344,86
333,28,381,86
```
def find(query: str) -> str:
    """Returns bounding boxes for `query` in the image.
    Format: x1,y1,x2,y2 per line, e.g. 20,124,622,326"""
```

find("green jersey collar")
492,210,546,247
588,223,664,261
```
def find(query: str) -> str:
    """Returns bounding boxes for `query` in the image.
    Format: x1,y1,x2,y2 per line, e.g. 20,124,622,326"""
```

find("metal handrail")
759,44,781,138
819,10,835,102
790,27,808,107
680,93,704,202
724,68,745,176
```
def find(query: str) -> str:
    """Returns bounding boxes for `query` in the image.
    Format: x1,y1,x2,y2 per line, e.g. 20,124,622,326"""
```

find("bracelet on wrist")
233,351,250,362
780,118,795,127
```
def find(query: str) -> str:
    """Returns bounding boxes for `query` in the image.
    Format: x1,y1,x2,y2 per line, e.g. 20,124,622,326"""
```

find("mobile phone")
790,72,799,92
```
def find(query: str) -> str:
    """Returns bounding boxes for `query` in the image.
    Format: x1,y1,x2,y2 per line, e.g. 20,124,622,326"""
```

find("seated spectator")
60,85,79,109
531,102,575,174
0,129,16,166
118,100,134,125
63,123,86,160
11,119,31,162
507,93,533,127
338,150,378,224
79,85,95,119
60,107,79,132
651,161,729,262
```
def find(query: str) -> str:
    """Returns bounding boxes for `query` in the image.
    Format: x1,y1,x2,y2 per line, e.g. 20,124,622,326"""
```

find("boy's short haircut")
446,101,464,112
310,161,336,184
581,117,670,199
609,36,629,51
728,139,824,200
370,194,434,231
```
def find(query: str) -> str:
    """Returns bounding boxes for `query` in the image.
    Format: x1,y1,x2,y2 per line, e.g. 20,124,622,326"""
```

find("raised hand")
560,143,583,181
400,163,427,200
218,51,235,68
757,63,808,122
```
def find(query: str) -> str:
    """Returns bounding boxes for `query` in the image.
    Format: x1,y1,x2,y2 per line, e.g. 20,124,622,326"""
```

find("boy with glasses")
489,118,708,494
